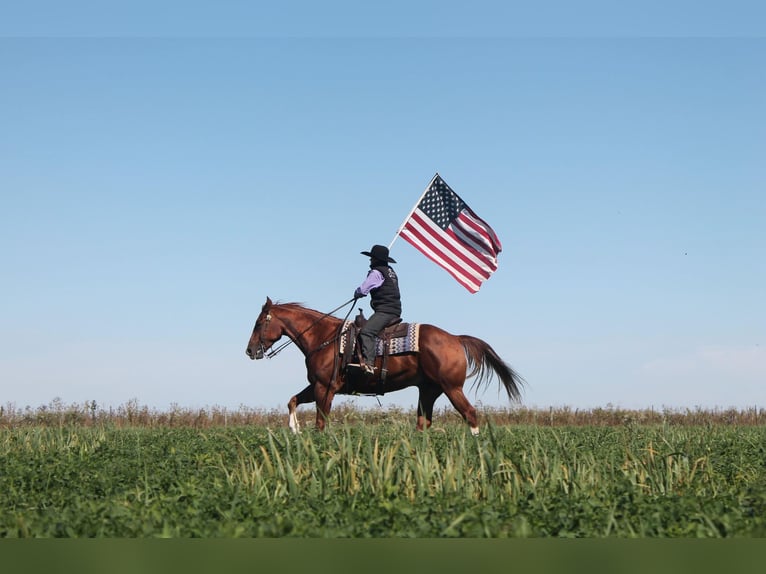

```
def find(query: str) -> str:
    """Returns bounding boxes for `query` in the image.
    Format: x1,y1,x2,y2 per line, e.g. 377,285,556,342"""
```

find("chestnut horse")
245,297,524,434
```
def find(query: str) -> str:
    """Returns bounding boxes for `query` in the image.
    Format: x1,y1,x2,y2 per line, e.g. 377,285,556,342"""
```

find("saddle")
341,309,411,384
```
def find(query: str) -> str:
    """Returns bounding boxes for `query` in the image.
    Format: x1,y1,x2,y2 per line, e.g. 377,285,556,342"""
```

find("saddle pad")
339,321,420,356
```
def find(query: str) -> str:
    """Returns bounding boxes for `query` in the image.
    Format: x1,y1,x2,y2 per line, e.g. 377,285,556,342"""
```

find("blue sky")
1,4,765,416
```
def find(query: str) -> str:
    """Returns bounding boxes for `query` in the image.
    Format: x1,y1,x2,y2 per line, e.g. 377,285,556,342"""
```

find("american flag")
399,174,502,293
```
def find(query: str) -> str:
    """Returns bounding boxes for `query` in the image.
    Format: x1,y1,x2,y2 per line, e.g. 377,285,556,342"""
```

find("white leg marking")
289,411,301,434
470,426,480,436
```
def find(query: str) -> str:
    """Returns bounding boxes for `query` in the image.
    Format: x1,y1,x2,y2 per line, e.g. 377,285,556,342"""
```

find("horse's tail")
458,335,524,402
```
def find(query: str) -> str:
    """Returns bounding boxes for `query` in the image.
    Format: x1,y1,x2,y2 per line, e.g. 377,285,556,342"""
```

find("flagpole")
388,172,440,250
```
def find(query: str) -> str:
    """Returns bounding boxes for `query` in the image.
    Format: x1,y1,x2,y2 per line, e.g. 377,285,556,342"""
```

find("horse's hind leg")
287,385,315,434
416,383,443,431
442,387,480,436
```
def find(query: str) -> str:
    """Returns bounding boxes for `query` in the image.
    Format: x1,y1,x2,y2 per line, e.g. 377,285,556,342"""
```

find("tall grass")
2,418,765,537
1,399,764,429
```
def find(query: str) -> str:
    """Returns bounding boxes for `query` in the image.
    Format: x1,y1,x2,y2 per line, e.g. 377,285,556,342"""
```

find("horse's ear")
263,296,273,311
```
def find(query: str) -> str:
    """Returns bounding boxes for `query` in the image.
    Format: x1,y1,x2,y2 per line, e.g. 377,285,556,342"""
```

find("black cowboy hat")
361,244,396,264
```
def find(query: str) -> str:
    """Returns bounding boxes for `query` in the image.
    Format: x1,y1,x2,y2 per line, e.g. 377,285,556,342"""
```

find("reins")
265,297,358,359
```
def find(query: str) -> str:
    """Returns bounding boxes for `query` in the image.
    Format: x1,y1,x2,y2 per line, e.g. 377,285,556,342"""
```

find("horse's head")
246,297,283,360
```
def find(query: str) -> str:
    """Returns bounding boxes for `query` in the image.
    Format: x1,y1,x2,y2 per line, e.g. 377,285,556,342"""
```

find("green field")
2,404,765,538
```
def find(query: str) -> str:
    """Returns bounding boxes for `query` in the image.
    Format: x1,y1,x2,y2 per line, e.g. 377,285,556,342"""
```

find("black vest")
369,264,401,316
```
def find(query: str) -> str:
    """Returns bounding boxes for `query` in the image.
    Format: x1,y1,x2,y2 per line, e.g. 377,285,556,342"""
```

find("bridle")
252,312,273,359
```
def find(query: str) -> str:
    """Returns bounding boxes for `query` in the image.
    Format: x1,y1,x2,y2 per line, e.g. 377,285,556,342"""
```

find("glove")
354,288,366,299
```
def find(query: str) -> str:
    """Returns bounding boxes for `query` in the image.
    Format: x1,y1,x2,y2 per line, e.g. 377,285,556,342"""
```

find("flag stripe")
449,217,499,269
453,219,494,257
455,210,502,254
446,227,498,272
463,209,502,250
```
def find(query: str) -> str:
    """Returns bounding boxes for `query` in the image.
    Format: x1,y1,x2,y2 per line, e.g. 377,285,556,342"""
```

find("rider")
350,244,402,376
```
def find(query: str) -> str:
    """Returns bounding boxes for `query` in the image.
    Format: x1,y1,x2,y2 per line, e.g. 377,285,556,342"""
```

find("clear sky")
1,3,764,416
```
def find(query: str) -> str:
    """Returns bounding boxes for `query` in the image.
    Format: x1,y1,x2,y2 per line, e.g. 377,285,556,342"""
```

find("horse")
245,297,524,434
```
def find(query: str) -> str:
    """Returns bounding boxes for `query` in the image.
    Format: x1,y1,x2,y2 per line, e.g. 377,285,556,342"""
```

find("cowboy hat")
361,244,396,263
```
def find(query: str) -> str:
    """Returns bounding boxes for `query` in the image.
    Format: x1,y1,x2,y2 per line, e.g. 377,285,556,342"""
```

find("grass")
2,398,764,429
1,401,765,537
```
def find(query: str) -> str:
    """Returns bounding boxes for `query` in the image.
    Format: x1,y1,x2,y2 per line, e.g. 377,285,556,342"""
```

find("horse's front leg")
287,385,315,434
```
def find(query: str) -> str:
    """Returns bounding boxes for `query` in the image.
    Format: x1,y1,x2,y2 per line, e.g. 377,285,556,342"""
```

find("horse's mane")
273,301,307,308
273,301,340,321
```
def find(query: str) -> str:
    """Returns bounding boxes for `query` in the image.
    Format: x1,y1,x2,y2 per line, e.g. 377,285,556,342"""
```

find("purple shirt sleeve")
355,269,384,296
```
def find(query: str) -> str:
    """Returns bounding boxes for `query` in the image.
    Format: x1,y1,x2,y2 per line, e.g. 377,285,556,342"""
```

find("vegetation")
1,401,765,537
2,398,764,429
